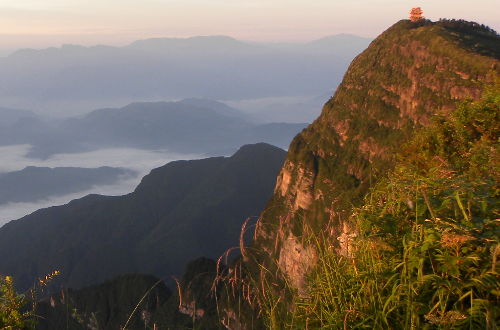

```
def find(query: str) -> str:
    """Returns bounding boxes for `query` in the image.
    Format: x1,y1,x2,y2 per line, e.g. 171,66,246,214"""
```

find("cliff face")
251,20,500,288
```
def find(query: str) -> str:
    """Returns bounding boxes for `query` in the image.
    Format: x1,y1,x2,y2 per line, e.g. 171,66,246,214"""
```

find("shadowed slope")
0,143,286,292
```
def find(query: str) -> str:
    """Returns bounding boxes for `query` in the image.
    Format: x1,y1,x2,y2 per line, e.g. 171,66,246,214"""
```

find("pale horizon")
1,1,499,56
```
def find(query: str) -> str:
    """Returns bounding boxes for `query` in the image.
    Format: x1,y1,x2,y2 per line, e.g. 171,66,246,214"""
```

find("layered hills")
0,34,371,116
0,143,286,292
0,99,306,159
0,166,136,205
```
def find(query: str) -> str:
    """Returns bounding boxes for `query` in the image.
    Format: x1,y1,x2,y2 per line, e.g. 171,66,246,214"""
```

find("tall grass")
239,75,500,330
0,271,59,329
216,177,500,329
261,169,500,330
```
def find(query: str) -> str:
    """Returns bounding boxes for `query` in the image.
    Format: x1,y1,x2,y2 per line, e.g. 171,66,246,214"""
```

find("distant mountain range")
0,143,286,292
0,98,307,159
0,107,40,127
0,166,136,205
0,34,372,116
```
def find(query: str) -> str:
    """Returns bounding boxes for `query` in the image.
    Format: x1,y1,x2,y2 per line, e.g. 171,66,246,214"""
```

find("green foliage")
437,19,499,39
400,77,500,182
256,76,500,329
0,275,30,329
331,173,500,329
0,272,58,330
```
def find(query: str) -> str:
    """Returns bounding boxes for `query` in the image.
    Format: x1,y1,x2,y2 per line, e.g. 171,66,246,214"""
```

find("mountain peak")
250,18,500,293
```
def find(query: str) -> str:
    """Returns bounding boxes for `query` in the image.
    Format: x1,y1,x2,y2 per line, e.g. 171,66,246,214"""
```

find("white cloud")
0,145,206,226
0,145,204,174
0,179,136,227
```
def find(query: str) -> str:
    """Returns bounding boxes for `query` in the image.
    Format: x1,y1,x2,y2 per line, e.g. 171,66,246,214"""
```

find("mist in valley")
0,34,371,227
0,145,204,226
0,35,370,117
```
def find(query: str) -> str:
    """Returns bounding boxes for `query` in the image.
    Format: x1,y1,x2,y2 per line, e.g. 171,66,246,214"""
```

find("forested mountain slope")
0,143,286,292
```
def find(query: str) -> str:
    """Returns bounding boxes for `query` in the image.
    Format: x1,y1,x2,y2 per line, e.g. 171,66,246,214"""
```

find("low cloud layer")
0,145,204,226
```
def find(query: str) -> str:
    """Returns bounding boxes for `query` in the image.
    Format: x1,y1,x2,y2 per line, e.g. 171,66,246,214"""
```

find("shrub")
0,272,58,329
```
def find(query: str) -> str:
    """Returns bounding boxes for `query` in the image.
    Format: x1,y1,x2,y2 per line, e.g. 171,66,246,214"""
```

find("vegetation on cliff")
256,19,500,245
284,77,500,329
249,18,500,295
214,79,500,329
218,19,500,329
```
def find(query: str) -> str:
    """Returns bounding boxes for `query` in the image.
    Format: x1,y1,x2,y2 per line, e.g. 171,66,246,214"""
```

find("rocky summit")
248,18,500,297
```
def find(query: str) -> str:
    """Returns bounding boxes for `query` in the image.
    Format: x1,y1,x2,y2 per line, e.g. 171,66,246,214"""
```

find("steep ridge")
0,143,286,292
249,19,500,291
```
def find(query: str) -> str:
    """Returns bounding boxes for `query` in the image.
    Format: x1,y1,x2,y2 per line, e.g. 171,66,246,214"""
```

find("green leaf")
416,204,427,217
480,201,488,213
490,290,500,296
455,191,470,223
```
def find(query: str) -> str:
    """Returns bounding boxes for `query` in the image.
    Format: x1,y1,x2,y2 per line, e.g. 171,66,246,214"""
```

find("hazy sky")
1,0,499,55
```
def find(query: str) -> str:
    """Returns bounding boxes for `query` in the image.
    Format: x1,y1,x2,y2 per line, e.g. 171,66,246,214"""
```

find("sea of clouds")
0,144,205,226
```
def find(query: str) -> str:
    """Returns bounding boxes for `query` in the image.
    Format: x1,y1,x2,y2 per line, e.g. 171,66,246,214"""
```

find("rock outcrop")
251,19,500,290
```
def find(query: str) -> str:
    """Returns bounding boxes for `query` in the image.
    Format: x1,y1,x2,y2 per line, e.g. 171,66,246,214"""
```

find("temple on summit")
409,7,424,22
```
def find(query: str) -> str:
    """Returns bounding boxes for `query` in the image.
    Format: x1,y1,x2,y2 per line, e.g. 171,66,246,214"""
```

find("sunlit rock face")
251,19,500,289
